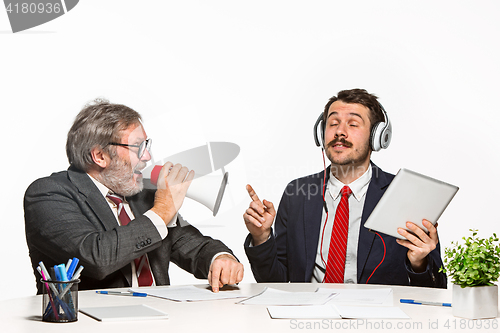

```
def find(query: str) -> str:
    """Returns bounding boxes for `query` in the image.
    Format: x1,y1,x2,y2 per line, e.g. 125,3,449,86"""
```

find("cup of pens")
38,258,84,323
41,278,80,322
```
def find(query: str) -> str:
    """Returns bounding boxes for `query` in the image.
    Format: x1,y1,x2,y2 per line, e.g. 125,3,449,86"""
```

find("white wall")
1,0,499,301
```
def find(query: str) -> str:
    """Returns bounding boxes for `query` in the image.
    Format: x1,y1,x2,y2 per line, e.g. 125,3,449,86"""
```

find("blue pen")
96,291,148,297
58,264,69,281
53,265,62,281
72,265,84,280
66,258,79,279
400,299,451,307
59,266,84,298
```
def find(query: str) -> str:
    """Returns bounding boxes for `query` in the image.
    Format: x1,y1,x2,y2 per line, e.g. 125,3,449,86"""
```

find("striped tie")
107,194,154,287
324,185,352,283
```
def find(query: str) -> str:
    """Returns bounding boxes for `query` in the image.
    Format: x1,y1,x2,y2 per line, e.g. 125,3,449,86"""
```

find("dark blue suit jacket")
244,163,446,288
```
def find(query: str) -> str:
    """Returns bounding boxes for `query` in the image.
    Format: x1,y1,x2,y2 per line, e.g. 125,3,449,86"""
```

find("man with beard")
25,99,243,294
242,89,446,287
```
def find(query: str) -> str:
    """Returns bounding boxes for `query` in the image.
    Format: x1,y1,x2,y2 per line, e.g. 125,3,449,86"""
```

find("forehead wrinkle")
327,111,365,121
121,124,147,145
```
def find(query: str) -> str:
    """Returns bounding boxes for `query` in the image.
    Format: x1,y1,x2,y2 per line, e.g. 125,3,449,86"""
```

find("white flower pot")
452,284,498,319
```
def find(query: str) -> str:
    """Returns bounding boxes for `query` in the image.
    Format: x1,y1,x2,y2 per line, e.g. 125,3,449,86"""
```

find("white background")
1,1,499,301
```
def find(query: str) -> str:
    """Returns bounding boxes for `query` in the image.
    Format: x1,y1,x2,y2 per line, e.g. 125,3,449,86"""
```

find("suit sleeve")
167,217,235,280
244,185,292,282
24,176,163,281
406,243,447,288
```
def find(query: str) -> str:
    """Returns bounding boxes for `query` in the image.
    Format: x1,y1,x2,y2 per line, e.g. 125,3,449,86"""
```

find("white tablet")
363,168,459,240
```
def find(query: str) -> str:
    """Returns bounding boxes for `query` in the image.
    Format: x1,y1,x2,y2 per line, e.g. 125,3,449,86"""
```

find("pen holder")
41,279,80,323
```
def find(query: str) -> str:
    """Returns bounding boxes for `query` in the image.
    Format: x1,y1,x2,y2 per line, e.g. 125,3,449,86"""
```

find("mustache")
326,137,353,148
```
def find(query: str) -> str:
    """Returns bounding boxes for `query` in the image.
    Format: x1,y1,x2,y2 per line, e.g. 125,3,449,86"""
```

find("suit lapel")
67,167,133,286
357,163,392,281
303,168,328,280
67,167,119,232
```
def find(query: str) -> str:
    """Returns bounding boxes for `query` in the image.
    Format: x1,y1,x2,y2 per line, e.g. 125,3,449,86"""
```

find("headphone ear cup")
380,118,392,150
374,102,392,151
313,113,325,148
370,120,392,151
320,121,325,148
370,122,384,152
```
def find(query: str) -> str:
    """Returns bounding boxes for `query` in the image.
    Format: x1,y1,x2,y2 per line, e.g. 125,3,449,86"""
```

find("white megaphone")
148,165,228,216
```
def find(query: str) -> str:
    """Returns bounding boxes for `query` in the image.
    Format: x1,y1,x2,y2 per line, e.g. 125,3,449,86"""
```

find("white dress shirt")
312,165,372,283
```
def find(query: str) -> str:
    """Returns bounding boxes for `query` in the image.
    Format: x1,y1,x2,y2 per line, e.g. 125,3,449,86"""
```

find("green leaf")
443,229,500,287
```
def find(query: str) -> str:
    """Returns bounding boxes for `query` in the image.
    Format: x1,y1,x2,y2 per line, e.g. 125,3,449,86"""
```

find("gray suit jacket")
25,166,232,293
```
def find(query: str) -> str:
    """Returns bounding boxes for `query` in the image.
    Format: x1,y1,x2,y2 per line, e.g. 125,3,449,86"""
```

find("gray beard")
99,158,144,197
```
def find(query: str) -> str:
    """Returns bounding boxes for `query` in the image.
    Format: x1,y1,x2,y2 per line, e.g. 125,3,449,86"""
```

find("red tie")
324,185,352,283
107,194,154,287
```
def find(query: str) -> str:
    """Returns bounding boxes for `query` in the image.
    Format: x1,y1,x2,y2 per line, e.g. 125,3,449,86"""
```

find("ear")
90,146,110,169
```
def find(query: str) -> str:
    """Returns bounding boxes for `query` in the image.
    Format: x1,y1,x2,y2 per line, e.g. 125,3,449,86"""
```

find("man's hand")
151,162,194,224
243,184,276,246
396,219,439,273
208,254,244,293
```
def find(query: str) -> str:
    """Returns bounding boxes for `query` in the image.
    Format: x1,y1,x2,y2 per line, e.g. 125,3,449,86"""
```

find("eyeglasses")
108,138,152,159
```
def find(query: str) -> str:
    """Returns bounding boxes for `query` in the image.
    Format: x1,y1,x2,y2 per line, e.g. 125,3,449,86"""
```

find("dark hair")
66,98,142,172
323,88,384,130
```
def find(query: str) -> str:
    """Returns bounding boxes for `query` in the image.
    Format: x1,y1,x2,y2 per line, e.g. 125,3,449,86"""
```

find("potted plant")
440,229,500,319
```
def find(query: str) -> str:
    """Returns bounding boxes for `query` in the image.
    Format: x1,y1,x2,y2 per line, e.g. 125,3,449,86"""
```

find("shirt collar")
87,174,127,203
328,164,372,202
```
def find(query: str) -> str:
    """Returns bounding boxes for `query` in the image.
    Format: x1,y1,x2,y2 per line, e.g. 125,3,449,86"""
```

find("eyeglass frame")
107,138,152,160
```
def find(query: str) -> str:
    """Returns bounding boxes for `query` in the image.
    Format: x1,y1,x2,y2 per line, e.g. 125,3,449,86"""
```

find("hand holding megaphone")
150,162,195,224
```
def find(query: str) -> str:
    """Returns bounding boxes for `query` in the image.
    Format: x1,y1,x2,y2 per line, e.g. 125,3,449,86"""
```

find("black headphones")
313,101,392,152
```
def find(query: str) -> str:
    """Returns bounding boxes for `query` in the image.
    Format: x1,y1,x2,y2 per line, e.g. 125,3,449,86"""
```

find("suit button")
146,238,151,245
136,244,141,249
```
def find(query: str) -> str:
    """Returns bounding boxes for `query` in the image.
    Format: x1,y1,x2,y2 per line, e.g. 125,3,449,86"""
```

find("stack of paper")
262,288,409,320
327,288,393,305
80,304,168,322
238,287,337,305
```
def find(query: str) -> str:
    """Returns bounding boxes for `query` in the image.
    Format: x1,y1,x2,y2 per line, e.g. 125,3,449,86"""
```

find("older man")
25,98,243,293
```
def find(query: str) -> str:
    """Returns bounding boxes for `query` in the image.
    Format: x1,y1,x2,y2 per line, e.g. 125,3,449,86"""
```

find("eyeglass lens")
138,139,152,159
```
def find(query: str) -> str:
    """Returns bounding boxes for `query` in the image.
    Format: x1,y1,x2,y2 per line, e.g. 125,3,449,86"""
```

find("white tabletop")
0,283,498,333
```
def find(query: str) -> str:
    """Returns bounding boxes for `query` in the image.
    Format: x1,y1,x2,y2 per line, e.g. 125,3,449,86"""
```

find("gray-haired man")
25,99,243,293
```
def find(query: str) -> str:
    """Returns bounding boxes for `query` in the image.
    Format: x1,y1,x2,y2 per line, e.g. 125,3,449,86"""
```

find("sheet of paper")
130,285,247,302
267,305,342,319
238,287,337,305
333,305,410,319
325,288,393,306
80,304,168,322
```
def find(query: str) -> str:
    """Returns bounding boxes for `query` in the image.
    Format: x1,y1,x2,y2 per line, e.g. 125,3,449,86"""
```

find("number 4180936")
5,2,62,14
444,319,498,330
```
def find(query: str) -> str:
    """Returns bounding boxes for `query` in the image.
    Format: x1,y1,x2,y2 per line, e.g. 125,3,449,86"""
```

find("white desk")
1,283,498,333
